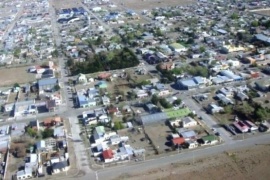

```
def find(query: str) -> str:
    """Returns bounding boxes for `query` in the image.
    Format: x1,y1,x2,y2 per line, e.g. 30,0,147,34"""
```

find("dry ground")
112,0,196,11
0,66,35,86
253,10,270,17
117,144,270,180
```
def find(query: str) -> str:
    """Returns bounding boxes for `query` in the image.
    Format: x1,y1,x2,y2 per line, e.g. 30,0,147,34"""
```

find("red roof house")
172,137,185,146
102,149,114,162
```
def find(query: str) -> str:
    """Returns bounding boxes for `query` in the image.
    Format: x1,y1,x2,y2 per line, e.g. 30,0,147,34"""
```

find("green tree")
13,48,21,58
114,121,124,130
199,46,206,53
251,20,259,27
42,128,54,139
230,13,239,19
26,127,37,137
54,84,60,91
151,94,159,105
159,98,172,109
14,83,20,88
173,98,182,106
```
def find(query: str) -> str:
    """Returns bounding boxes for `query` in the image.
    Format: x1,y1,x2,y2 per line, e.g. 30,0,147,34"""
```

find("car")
215,132,220,136
211,128,217,132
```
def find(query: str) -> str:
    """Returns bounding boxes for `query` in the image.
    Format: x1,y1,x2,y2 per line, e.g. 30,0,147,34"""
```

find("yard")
0,66,35,86
117,128,156,157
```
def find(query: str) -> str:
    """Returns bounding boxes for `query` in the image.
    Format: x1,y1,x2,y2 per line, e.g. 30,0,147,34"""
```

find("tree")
26,127,37,138
14,83,20,88
42,128,54,139
114,121,124,130
251,20,259,27
159,98,172,109
230,13,239,19
173,99,182,106
54,84,61,91
151,94,159,105
199,46,206,53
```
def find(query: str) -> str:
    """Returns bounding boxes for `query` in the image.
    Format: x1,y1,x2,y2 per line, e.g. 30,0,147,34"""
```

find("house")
102,96,110,105
145,103,159,113
169,43,187,52
14,100,37,117
169,119,181,127
133,89,148,98
36,138,57,152
29,120,39,131
38,78,58,94
77,73,87,83
93,126,105,143
77,94,96,108
95,81,107,89
233,121,249,133
52,161,69,174
207,104,224,114
46,100,56,112
186,140,198,149
177,76,206,90
171,137,185,146
102,149,114,163
182,117,197,128
54,126,65,139
159,62,175,71
98,72,111,80
255,82,269,92
110,135,122,145
216,94,234,105
178,129,197,141
200,135,218,145
236,91,249,101
16,168,32,180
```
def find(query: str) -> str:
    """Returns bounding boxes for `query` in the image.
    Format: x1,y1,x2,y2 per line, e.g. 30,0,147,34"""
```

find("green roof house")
201,135,218,145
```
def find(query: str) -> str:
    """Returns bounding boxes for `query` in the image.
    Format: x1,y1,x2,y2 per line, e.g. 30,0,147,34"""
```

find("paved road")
184,98,233,143
96,133,270,180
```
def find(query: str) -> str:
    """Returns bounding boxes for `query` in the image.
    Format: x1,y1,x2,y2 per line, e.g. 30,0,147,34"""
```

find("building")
52,161,69,174
38,78,58,94
93,126,106,143
102,149,114,163
177,76,206,90
77,94,96,108
182,117,197,128
219,70,243,81
169,43,187,52
200,135,218,145
14,100,37,117
233,121,249,133
207,104,224,114
16,168,32,180
139,112,168,125
77,73,87,83
171,137,185,146
178,129,197,141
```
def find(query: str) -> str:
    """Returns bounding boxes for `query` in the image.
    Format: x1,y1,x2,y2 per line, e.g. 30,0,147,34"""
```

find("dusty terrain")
115,144,270,180
0,66,35,86
112,0,196,11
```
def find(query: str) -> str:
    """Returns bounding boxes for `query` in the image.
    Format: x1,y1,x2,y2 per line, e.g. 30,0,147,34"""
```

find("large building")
177,76,206,90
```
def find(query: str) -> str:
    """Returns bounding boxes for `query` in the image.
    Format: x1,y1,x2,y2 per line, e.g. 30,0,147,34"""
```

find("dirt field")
118,144,270,180
144,123,171,154
0,66,35,86
51,0,80,9
253,10,270,17
112,0,196,11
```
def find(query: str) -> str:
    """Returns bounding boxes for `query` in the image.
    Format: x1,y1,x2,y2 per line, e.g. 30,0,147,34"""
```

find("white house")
77,73,87,83
182,117,197,128
16,168,32,180
102,96,110,105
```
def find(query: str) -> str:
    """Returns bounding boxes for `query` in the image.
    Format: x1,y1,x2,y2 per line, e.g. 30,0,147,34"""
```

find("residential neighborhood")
0,0,270,179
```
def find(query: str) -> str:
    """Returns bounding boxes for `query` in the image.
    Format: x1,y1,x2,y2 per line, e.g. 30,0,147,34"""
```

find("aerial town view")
0,0,270,179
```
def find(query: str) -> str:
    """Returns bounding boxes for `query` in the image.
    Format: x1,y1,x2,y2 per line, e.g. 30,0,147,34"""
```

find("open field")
144,123,171,154
51,0,80,9
116,144,270,180
112,0,196,11
0,66,35,86
253,10,270,17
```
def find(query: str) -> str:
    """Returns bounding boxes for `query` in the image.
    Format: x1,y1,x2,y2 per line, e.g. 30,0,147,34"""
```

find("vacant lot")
253,10,270,17
144,123,171,154
51,0,80,9
112,0,196,11
0,66,35,86
117,144,270,180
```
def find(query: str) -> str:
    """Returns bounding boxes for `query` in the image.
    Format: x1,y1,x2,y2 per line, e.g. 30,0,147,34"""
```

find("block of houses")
182,117,197,128
38,78,58,94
